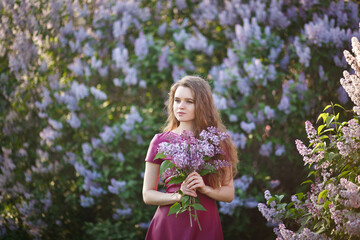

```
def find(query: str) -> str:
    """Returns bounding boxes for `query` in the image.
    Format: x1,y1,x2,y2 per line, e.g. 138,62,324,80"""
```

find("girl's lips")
177,112,185,116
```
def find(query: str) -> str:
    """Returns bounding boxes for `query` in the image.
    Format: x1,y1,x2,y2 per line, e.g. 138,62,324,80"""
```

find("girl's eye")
174,99,180,103
187,101,193,104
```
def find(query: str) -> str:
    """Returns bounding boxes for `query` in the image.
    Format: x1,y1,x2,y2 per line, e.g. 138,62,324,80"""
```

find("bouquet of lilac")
154,126,231,230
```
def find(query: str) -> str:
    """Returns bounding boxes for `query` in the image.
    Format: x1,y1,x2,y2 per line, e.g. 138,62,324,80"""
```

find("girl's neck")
174,122,194,134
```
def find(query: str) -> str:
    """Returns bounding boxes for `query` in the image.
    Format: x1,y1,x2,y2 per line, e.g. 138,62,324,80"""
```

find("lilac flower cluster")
157,127,231,174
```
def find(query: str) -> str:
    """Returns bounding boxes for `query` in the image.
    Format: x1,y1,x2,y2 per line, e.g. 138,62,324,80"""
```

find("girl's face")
173,86,195,124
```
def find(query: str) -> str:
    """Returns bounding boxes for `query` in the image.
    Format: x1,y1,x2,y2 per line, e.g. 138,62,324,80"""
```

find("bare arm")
186,168,235,203
142,162,197,205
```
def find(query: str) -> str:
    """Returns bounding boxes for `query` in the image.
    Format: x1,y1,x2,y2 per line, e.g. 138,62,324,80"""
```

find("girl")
142,76,238,239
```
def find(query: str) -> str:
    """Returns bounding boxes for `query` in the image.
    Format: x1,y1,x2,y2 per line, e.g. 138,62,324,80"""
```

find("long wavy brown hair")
162,76,238,188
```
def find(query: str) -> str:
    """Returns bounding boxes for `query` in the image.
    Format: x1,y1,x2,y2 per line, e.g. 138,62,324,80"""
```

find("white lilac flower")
134,32,148,60
240,121,255,134
67,112,81,129
90,87,107,100
71,81,88,100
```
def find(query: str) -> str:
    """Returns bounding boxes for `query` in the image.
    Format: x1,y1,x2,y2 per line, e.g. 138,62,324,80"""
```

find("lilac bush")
0,0,359,239
258,36,360,239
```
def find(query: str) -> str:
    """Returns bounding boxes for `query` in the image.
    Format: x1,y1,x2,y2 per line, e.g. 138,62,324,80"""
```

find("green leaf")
318,190,329,203
317,124,325,135
317,113,328,123
325,115,335,126
192,203,207,211
168,202,181,215
198,165,217,176
295,192,304,201
168,175,186,184
338,170,351,179
160,160,174,175
324,201,331,210
334,104,345,111
154,152,167,160
181,195,190,205
323,105,332,112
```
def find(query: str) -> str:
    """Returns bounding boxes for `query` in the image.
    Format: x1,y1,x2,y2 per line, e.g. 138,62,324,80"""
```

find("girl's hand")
185,172,209,194
180,181,197,197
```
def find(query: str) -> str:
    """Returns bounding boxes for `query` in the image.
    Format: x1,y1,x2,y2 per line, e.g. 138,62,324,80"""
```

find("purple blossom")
337,86,349,104
80,195,94,207
259,142,273,157
71,81,88,100
99,125,119,143
275,145,285,156
108,179,126,195
219,196,243,215
135,32,148,60
173,29,188,42
264,106,276,119
157,127,230,174
234,175,253,192
212,94,227,110
67,112,81,129
112,46,129,70
90,87,107,100
157,22,167,36
229,132,247,149
124,67,138,86
113,208,132,219
172,65,186,82
294,37,311,67
157,46,169,71
240,121,256,134
67,58,83,76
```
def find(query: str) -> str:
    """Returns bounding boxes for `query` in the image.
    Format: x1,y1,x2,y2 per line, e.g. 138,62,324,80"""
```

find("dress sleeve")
145,134,163,164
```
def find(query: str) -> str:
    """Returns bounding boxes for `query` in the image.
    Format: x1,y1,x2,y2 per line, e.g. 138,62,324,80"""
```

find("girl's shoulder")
153,131,175,142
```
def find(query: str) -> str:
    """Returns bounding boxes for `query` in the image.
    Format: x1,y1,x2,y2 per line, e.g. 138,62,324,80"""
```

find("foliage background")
0,0,359,239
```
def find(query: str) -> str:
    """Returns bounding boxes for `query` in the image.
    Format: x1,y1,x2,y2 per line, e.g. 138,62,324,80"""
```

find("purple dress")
144,132,224,240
